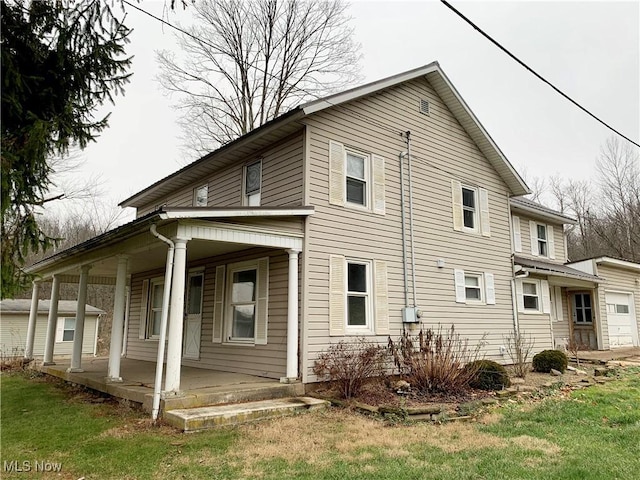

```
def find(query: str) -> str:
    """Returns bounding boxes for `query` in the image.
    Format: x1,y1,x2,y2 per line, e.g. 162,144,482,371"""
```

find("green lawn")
1,369,639,479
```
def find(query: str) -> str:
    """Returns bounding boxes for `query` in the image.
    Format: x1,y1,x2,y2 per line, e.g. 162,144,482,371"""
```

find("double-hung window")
347,261,371,329
522,281,539,311
229,267,257,340
536,224,548,256
147,279,164,338
346,152,368,207
462,187,477,230
454,269,495,304
244,160,262,206
193,184,208,207
529,221,555,259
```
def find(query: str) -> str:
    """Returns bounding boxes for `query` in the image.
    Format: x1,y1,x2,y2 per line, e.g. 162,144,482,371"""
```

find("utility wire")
440,0,639,148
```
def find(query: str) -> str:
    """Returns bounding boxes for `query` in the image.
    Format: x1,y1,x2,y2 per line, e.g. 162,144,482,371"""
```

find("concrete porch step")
148,381,305,412
164,396,329,431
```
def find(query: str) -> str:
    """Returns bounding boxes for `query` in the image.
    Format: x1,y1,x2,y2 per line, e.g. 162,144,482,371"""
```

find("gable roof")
510,196,577,224
0,299,104,316
120,62,530,209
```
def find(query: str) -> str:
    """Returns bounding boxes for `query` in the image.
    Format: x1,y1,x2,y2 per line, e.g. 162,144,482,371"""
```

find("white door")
183,272,204,359
605,292,638,347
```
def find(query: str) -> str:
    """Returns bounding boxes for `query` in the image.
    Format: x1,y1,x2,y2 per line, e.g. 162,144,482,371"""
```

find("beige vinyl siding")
136,133,304,217
596,264,640,349
125,247,292,379
302,77,517,381
551,288,572,348
515,214,566,262
0,314,99,357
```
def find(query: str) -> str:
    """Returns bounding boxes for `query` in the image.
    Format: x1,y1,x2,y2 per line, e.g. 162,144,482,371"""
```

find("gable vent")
419,98,430,116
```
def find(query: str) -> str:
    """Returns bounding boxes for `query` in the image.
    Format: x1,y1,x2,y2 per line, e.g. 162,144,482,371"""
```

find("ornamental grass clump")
312,338,387,399
387,326,486,394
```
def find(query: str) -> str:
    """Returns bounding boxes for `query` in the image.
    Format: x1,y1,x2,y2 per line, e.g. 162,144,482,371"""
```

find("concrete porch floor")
39,357,304,413
570,346,640,364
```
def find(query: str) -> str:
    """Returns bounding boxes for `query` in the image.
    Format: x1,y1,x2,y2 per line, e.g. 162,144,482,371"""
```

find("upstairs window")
529,221,555,259
462,187,477,230
346,152,368,207
244,160,262,206
193,184,208,207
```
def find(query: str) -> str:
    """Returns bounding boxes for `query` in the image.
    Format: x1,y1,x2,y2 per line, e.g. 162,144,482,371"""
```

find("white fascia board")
595,257,640,272
301,63,440,115
510,202,577,225
521,266,604,284
158,207,315,220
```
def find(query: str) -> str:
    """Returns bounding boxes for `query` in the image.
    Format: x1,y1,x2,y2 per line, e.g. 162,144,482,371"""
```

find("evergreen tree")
1,0,132,298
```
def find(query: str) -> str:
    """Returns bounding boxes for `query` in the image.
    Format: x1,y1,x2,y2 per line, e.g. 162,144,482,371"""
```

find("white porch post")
164,237,188,394
107,255,129,382
69,265,90,372
285,249,301,380
43,275,61,365
24,281,40,360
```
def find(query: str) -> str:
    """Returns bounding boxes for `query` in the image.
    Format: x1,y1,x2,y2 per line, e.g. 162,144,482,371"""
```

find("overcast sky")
54,0,639,221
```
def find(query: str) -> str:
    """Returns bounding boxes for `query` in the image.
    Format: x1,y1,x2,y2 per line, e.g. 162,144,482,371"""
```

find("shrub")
503,330,535,379
312,338,386,399
532,349,568,373
387,326,486,394
466,360,511,391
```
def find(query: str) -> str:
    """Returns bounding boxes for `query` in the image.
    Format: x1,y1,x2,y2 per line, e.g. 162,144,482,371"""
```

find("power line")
440,0,639,148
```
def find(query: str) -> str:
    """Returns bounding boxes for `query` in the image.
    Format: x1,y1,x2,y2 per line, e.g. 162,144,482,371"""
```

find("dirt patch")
510,435,561,455
99,418,176,439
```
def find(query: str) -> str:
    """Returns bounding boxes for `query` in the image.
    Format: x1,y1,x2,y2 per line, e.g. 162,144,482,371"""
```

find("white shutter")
374,260,389,335
541,280,551,314
479,188,491,237
512,215,522,252
454,269,466,303
485,273,496,305
139,279,149,339
452,180,463,231
554,286,564,322
212,265,225,343
329,140,345,206
548,225,555,259
515,279,524,313
329,255,346,336
55,317,64,343
529,221,538,256
372,154,386,215
255,258,270,345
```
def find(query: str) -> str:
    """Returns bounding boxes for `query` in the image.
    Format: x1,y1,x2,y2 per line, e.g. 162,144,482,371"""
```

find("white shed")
0,300,103,358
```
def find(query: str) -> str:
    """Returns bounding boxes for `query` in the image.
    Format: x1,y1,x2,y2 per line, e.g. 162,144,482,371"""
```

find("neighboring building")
22,62,637,399
0,300,102,358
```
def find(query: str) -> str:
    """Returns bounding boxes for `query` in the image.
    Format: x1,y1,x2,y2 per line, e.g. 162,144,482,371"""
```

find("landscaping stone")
510,378,525,384
594,367,608,376
550,369,562,376
495,390,516,398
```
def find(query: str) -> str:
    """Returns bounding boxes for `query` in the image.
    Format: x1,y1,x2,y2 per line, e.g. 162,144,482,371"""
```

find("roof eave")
510,201,577,225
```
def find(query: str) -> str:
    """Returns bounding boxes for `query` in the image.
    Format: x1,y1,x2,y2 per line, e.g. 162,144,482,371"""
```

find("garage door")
605,292,638,347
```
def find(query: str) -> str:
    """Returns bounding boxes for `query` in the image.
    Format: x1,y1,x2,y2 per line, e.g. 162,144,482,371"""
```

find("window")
244,160,262,206
454,269,495,304
607,303,630,314
229,268,257,340
522,281,539,311
536,224,547,256
574,293,593,323
147,280,164,338
529,221,555,259
462,187,477,230
451,180,490,236
347,261,371,329
62,318,75,342
193,184,208,207
464,274,483,302
346,151,368,206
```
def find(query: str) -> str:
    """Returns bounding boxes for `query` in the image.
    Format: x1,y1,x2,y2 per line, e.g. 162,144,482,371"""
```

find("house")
22,62,636,410
0,300,102,358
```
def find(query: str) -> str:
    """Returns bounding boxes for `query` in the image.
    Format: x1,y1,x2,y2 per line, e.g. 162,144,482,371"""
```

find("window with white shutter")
530,221,555,259
452,182,489,236
454,270,495,305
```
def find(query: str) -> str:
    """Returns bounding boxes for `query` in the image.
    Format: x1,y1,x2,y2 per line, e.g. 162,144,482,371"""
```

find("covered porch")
39,356,303,412
25,207,314,418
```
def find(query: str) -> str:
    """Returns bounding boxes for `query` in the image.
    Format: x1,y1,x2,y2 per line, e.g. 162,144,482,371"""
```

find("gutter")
149,224,175,422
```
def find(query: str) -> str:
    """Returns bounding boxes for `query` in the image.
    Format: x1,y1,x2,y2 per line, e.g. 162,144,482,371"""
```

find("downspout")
150,224,175,422
405,131,418,308
399,151,410,309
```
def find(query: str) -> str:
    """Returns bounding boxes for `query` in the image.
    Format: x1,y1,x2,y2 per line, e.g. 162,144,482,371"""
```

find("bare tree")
157,0,362,158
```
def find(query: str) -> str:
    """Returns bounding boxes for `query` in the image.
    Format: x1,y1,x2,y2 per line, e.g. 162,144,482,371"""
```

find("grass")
1,368,639,479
